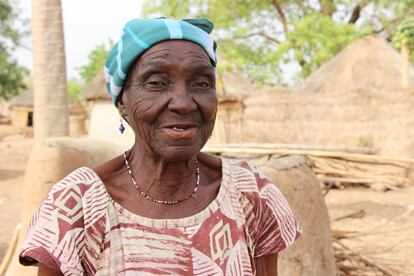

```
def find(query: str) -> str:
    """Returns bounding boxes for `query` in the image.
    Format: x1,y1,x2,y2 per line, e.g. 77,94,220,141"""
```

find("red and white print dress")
19,158,301,275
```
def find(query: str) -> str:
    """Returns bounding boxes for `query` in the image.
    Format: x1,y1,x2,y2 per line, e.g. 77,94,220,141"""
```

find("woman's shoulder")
223,158,272,192
40,167,111,229
45,167,109,216
19,167,107,272
49,167,101,195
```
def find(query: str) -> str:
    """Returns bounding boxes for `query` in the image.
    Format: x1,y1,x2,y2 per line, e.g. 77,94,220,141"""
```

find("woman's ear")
116,91,127,117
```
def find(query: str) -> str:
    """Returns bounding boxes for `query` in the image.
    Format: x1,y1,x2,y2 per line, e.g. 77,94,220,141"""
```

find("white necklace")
123,151,200,205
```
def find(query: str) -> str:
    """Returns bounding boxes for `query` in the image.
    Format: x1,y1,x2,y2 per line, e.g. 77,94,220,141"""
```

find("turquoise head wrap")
104,18,217,104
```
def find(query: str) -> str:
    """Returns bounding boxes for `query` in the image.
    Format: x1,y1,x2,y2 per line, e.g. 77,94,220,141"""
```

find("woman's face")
119,40,217,161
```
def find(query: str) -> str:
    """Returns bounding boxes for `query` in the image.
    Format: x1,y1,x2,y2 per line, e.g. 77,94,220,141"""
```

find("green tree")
78,41,112,84
143,0,414,85
0,0,28,99
67,78,83,103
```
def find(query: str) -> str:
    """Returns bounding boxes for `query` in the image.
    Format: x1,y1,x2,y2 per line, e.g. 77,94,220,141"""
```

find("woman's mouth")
172,127,185,132
161,124,198,139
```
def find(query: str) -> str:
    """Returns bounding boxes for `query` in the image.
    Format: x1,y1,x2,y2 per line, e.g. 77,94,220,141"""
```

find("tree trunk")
401,43,410,88
3,0,69,274
32,0,69,141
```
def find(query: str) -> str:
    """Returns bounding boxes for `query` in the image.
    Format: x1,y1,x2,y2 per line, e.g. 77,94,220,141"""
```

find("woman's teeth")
173,127,184,132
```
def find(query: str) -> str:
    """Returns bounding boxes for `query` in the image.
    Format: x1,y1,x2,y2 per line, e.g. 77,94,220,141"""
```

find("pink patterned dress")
19,158,301,275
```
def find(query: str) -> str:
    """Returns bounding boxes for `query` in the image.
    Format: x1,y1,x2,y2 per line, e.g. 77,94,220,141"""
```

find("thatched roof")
296,35,414,93
84,74,111,101
217,70,256,100
8,90,87,116
9,90,33,108
69,101,87,116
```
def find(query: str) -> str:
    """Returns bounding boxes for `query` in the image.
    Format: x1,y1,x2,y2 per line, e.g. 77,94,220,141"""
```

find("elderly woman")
19,18,300,275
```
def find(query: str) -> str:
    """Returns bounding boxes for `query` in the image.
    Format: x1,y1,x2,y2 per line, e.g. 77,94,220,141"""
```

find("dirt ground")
0,129,413,275
0,134,33,263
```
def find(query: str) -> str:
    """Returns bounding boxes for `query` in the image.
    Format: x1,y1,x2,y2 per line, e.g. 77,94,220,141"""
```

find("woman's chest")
84,203,255,275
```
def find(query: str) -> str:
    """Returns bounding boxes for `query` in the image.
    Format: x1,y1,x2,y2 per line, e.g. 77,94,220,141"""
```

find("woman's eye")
147,81,165,86
145,80,168,90
192,75,213,89
193,82,210,88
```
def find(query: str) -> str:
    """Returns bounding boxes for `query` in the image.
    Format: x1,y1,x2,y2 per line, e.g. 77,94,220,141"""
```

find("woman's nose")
167,86,197,114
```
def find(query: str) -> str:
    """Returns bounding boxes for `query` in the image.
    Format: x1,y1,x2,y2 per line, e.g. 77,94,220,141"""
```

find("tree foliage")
391,1,414,53
67,79,83,103
142,0,414,85
0,0,28,100
78,41,112,84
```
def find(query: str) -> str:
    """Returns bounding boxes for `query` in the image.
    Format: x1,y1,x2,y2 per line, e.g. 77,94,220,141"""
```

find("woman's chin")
153,144,205,162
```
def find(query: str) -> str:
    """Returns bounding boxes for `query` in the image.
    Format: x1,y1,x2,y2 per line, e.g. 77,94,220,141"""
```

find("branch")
271,0,289,36
295,0,309,15
237,31,281,44
371,17,403,34
319,0,336,17
348,1,370,24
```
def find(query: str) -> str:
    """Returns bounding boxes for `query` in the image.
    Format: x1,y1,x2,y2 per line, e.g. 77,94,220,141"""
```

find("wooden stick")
203,145,414,164
206,143,380,154
317,176,407,186
332,209,366,222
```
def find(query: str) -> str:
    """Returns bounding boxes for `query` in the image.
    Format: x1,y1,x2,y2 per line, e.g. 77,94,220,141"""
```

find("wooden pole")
203,144,414,164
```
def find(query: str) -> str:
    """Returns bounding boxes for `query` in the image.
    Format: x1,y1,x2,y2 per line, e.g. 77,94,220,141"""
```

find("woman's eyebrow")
139,61,215,76
189,63,216,75
137,62,167,78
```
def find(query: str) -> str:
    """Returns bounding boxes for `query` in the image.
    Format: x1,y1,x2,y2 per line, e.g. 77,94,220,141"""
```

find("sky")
15,0,143,80
14,0,301,85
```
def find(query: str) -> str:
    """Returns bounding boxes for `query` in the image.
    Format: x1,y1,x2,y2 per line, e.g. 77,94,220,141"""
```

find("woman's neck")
125,145,198,200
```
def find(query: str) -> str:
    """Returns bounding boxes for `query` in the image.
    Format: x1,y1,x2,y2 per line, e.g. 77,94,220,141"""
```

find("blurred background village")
0,0,414,275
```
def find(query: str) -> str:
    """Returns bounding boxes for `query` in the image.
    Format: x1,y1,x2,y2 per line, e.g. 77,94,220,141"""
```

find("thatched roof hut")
9,90,34,108
236,36,414,157
297,35,414,93
8,91,34,132
83,73,134,145
210,69,259,143
84,74,111,101
8,90,87,136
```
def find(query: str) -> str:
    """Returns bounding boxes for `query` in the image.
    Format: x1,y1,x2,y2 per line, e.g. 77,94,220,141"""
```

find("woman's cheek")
129,94,168,123
199,95,218,122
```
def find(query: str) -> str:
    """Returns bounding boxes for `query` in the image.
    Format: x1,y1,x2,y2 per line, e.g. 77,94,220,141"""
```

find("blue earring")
119,118,125,134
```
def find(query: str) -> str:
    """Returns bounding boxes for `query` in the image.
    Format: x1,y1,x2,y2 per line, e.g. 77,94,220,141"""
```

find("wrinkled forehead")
130,40,214,75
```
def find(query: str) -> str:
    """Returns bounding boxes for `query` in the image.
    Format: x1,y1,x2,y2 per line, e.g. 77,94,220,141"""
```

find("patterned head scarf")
104,18,217,104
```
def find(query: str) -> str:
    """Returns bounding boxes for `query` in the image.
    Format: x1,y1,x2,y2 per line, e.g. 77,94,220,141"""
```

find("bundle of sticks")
204,143,414,190
312,154,413,190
